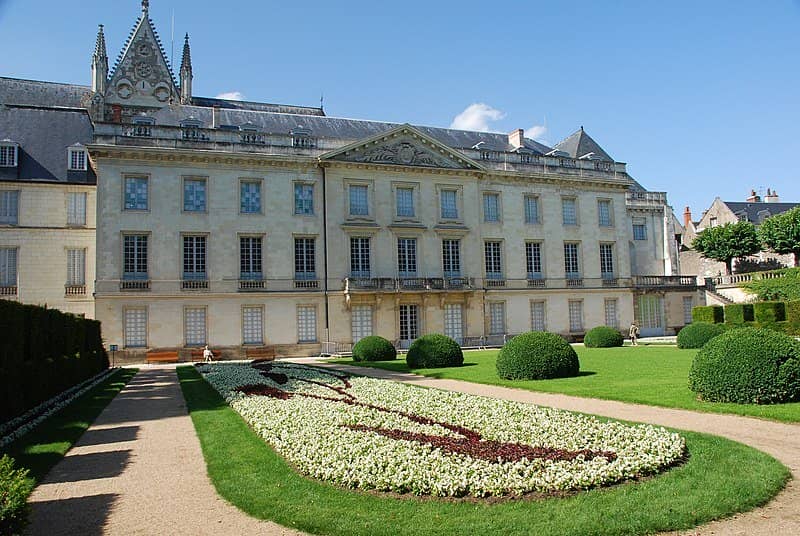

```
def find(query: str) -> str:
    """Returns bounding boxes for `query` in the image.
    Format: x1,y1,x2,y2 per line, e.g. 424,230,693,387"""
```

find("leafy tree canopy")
692,221,760,275
758,207,800,267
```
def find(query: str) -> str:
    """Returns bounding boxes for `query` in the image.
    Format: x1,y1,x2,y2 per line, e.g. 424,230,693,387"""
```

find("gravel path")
25,367,301,536
296,359,800,536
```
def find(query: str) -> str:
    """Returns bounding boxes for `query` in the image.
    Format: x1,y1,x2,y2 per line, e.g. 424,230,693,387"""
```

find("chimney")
746,189,761,203
508,129,524,149
212,106,220,129
683,206,692,228
764,188,780,203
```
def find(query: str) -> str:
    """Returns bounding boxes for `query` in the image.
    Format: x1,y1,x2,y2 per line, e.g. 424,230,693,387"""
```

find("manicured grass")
178,365,789,536
337,346,800,422
1,368,137,483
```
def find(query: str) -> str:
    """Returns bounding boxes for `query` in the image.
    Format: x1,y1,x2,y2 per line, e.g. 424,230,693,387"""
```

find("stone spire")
180,33,193,104
91,24,108,94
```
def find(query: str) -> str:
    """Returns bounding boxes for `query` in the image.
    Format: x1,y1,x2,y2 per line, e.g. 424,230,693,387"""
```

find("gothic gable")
321,125,482,170
105,12,179,110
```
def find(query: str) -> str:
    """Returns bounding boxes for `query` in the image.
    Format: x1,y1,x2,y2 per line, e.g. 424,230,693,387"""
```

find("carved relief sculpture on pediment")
351,140,461,169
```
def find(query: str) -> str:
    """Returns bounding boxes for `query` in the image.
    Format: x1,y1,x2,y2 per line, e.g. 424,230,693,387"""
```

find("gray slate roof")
0,104,96,184
191,96,325,116
723,201,799,223
552,127,613,162
0,77,91,108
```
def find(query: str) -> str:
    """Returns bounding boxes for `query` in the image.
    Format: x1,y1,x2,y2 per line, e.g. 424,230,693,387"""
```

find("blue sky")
1,0,798,218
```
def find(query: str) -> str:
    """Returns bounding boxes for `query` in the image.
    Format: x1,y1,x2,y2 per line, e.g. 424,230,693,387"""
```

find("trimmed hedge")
692,306,724,324
0,455,32,536
352,336,397,362
406,334,463,369
753,301,786,323
496,331,580,380
689,327,800,404
724,304,754,324
0,301,109,423
677,322,726,349
583,326,624,348
786,300,800,324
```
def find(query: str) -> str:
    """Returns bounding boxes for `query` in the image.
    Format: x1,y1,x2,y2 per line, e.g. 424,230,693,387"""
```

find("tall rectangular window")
349,185,369,216
524,195,540,224
240,237,263,279
397,238,418,277
241,180,262,214
0,247,18,287
564,243,580,278
442,239,461,277
489,302,506,335
483,193,500,222
242,306,264,345
68,148,87,171
440,189,458,219
604,299,619,328
294,238,316,279
396,187,414,218
600,243,615,278
294,183,314,215
633,218,647,240
183,178,207,212
351,305,373,343
124,176,148,210
67,192,87,226
568,300,584,332
484,241,503,279
350,237,371,278
124,308,147,348
530,301,546,331
598,199,612,227
526,242,543,279
683,296,694,325
123,235,148,280
184,307,206,346
66,248,86,286
297,306,317,342
183,235,207,280
0,145,17,167
0,191,19,225
444,303,463,343
562,197,577,225
399,304,419,342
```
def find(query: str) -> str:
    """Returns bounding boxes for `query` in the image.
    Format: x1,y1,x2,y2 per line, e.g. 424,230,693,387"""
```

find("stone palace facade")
0,1,699,359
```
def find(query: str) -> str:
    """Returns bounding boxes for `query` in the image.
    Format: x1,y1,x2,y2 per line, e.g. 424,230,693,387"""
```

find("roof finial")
94,24,107,60
142,0,149,14
180,33,192,71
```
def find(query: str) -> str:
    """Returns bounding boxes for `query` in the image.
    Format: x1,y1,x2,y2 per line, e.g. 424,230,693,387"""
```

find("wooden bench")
146,351,179,364
245,346,276,360
190,348,221,362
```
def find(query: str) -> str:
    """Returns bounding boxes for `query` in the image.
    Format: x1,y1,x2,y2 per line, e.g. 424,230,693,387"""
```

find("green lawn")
335,346,800,423
1,368,137,483
177,365,788,536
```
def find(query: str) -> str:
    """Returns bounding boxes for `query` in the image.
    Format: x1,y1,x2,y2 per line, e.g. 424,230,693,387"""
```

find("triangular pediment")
321,125,484,170
105,13,179,108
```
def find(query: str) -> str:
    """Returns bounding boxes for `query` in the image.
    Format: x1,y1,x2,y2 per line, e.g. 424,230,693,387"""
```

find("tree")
692,221,760,275
758,207,800,267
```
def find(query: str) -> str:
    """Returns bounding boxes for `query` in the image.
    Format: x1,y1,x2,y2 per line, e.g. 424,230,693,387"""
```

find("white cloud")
450,103,506,132
526,124,547,141
216,91,245,101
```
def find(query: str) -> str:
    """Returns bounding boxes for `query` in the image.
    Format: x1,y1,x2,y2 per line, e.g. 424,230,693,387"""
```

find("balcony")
0,285,17,296
632,275,697,288
344,277,478,293
626,191,668,207
119,279,150,291
294,279,320,289
181,279,209,290
238,279,267,291
65,284,87,296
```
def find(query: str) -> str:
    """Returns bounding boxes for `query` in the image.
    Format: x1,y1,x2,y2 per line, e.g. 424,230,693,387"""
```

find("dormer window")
480,150,492,161
181,117,204,140
291,127,314,149
131,115,154,137
0,141,19,167
68,145,88,171
240,123,265,145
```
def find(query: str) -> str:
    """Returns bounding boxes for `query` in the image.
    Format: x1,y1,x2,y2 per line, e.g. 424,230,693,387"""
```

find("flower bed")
199,362,685,498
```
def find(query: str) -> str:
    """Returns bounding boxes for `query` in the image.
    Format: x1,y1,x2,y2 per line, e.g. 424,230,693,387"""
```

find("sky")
1,0,798,217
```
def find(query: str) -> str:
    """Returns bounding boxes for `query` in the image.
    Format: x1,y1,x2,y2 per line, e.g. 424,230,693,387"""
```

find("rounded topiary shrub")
689,327,800,404
676,322,726,349
352,335,397,362
406,334,463,369
496,331,580,380
584,326,624,348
